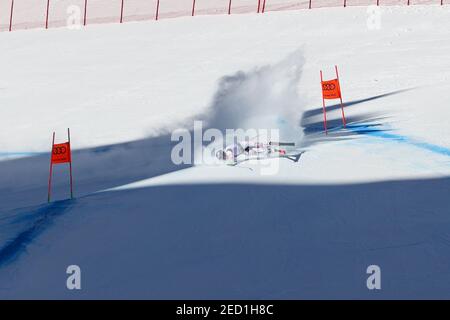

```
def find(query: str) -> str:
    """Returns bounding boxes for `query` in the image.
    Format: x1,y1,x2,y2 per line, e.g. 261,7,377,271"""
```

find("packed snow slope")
1,6,450,298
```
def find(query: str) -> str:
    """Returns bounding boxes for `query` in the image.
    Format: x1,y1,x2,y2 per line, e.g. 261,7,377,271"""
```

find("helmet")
216,150,226,160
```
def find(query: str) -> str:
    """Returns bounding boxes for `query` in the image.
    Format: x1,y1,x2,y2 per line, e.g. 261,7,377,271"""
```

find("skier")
215,141,287,161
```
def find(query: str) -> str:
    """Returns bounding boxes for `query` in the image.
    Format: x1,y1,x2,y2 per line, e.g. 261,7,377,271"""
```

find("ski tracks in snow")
0,200,75,267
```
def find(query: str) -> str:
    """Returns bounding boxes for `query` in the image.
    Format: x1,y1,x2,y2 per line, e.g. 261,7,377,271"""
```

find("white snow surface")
0,6,450,299
2,5,449,182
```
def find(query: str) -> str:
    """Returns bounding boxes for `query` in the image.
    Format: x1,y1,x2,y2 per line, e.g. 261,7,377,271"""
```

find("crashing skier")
215,140,302,165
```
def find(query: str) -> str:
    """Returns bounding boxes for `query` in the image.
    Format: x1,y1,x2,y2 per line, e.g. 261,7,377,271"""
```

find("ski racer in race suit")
215,141,286,161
